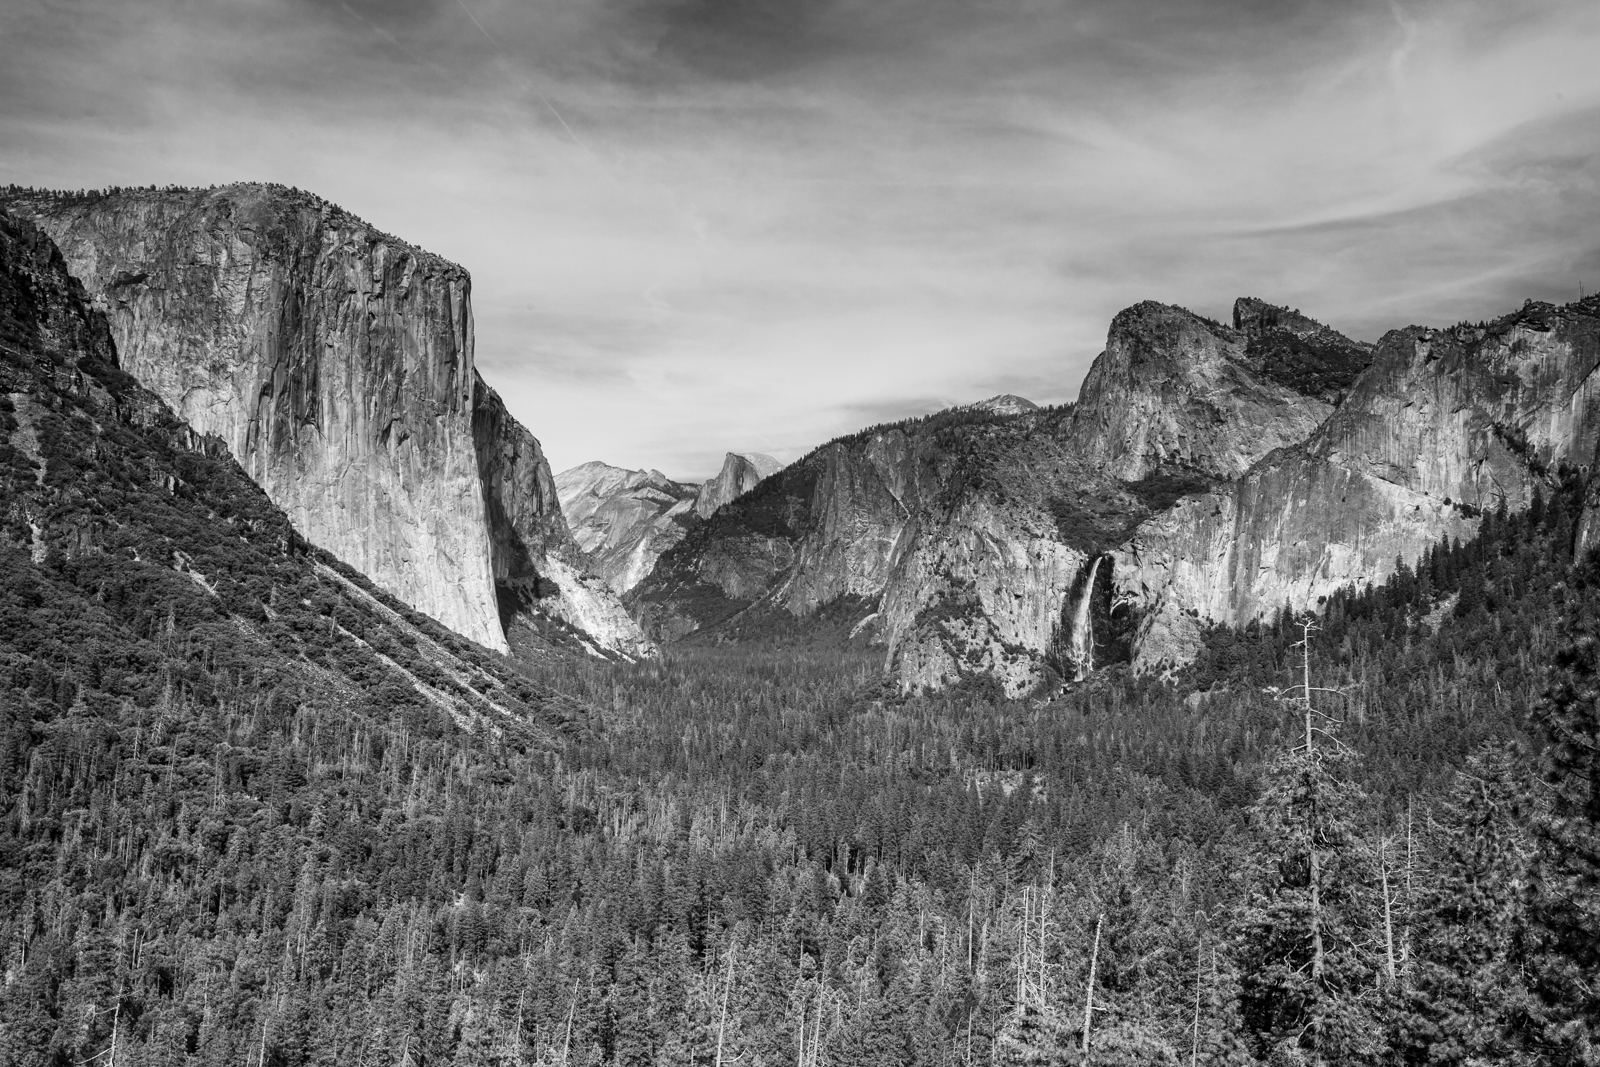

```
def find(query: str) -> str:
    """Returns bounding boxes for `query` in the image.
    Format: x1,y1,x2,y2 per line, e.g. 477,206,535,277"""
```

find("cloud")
1,0,1598,478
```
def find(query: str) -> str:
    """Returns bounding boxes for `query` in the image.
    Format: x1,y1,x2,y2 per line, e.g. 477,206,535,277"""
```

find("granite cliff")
1,184,651,660
0,207,566,728
15,180,1592,693
556,462,698,594
472,382,655,659
1117,296,1600,671
631,301,1371,694
557,452,782,594
694,451,782,519
1068,300,1365,480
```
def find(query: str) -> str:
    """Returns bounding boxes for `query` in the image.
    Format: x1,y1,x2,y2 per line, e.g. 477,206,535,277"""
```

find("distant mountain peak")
965,395,1039,416
694,452,784,519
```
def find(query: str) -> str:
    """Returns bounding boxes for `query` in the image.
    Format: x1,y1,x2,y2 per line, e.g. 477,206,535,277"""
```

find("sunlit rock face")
556,461,699,595
4,185,507,650
2,183,650,659
634,300,1374,694
473,381,656,659
1117,298,1600,672
693,452,782,519
557,451,784,595
1068,300,1363,481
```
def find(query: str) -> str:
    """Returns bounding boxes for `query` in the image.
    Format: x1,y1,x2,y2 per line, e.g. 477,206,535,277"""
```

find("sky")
3,0,1599,480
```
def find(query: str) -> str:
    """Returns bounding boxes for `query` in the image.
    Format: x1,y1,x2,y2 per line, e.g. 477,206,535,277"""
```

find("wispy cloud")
2,0,1597,478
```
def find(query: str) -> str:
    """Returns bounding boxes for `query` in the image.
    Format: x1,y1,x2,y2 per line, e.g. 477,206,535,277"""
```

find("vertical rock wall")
692,452,783,519
4,186,493,652
1117,300,1600,671
474,378,656,658
1069,302,1344,481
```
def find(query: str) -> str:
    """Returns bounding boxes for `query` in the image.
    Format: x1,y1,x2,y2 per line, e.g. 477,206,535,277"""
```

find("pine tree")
1235,619,1383,1066
1395,742,1539,1065
1527,632,1600,1063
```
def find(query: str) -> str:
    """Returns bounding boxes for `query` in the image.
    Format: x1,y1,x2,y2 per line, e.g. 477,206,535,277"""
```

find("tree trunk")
1082,914,1103,1065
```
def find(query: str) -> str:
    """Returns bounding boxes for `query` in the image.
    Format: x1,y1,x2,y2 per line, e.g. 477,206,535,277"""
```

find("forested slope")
1,209,1598,1066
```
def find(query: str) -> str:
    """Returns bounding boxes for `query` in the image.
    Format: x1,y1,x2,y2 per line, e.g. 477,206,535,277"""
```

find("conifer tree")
1395,742,1539,1064
1235,619,1382,1066
1528,632,1600,1063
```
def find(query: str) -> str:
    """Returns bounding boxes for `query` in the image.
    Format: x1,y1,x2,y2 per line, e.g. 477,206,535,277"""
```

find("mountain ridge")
556,451,785,594
630,298,1375,694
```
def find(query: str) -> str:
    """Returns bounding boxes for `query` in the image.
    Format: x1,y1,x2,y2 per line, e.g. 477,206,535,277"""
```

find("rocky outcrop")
633,302,1377,694
1117,298,1600,671
2,184,650,660
632,405,1115,694
966,395,1039,416
2,185,505,650
1068,302,1366,481
0,208,564,727
556,461,698,594
693,451,782,519
473,381,656,659
556,451,783,594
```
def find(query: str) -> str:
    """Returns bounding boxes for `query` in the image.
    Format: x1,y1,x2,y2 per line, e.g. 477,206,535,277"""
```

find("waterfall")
1068,555,1103,681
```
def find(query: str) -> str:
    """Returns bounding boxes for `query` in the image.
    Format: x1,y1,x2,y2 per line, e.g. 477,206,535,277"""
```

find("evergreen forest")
2,211,1599,1067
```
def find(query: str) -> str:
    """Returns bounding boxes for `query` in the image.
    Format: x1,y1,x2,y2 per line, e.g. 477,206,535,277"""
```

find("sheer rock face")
555,461,698,594
4,185,506,650
1067,301,1358,481
633,302,1374,694
556,451,783,594
2,184,647,659
473,382,655,659
633,413,1112,696
1581,476,1600,561
876,484,1089,697
693,452,782,519
1117,298,1600,672
0,209,560,726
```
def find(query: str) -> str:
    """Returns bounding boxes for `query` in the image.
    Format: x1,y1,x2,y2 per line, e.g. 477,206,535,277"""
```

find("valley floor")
4,484,1600,1066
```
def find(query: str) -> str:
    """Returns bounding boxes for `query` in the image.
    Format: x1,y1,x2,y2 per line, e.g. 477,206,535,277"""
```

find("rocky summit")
557,451,784,595
693,451,783,519
1117,297,1600,671
556,461,699,594
0,183,652,662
